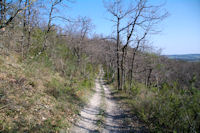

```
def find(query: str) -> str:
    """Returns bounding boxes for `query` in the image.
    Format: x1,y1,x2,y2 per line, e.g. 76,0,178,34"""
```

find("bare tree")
41,0,73,53
0,0,36,30
66,16,93,66
104,0,168,90
104,0,135,90
129,32,147,89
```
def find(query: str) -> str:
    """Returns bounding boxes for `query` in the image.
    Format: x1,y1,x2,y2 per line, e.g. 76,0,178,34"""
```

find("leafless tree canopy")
103,0,168,90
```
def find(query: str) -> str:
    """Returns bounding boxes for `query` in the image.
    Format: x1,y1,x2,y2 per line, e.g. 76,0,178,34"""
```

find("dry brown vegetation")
0,52,97,132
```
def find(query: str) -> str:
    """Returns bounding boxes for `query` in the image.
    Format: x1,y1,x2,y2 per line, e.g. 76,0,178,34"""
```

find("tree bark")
23,0,28,32
116,17,121,90
147,68,152,88
0,0,6,26
121,45,127,90
0,0,3,24
42,3,54,52
27,0,31,49
129,46,137,90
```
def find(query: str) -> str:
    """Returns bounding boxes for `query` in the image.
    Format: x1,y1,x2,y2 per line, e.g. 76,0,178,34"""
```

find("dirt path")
70,70,103,133
70,80,101,132
70,69,146,133
101,83,135,133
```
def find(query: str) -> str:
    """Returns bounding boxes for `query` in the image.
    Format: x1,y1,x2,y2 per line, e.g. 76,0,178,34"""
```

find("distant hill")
165,54,200,62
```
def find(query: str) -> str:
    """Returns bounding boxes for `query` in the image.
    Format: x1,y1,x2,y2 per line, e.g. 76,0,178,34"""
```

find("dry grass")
0,53,95,132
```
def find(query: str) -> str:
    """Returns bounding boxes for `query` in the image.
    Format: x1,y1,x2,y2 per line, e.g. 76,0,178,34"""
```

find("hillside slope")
0,52,97,132
166,54,200,62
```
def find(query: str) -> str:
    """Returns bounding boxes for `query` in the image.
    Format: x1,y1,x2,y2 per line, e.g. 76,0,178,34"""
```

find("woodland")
0,0,200,132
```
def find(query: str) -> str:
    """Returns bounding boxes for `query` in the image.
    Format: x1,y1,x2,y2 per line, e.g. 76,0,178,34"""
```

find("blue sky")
62,0,200,55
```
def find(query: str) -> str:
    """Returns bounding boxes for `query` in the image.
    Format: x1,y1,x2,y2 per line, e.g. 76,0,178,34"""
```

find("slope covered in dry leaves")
0,52,96,132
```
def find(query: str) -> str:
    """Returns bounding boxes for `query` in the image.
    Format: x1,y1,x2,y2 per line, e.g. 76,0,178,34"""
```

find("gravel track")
70,69,146,133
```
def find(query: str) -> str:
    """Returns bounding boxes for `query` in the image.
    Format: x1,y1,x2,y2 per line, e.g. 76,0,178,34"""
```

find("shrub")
128,82,200,132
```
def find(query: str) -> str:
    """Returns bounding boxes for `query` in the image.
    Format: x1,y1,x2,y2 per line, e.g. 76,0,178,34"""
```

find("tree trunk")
129,46,138,90
23,0,28,32
116,18,121,90
147,68,152,88
0,0,6,26
121,45,128,90
27,0,31,47
42,3,54,52
129,33,147,90
0,0,3,24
